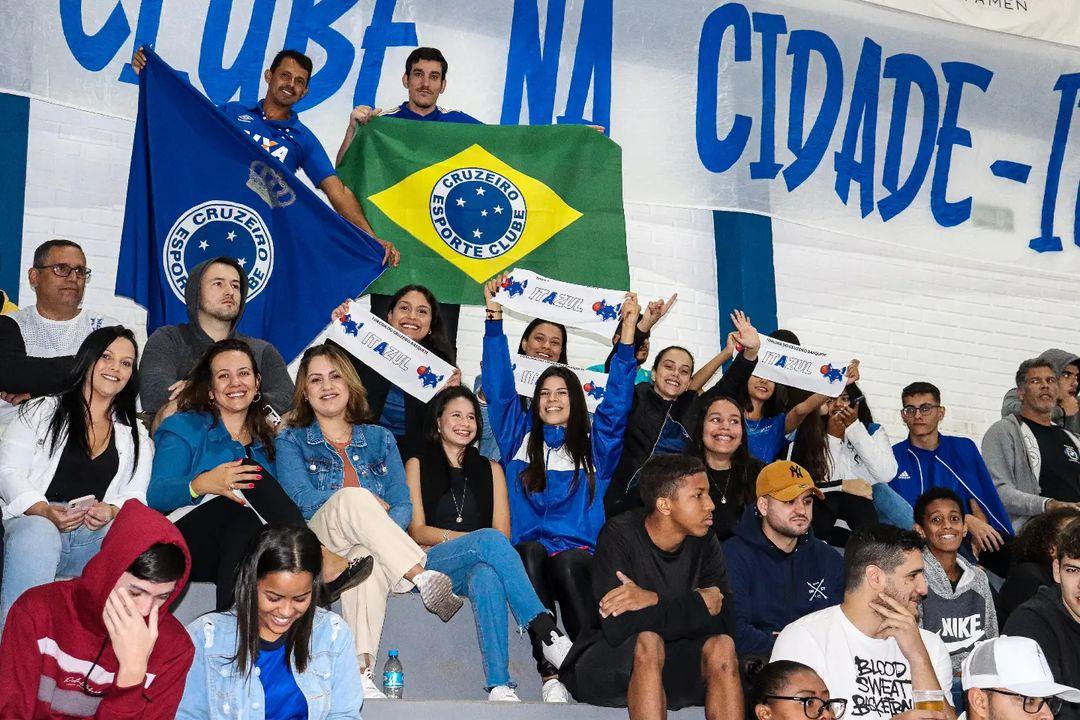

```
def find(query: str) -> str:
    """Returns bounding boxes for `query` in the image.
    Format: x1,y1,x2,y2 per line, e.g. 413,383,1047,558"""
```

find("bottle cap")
388,649,399,657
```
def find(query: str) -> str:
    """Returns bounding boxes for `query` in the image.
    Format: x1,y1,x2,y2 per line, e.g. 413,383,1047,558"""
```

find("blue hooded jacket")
481,319,636,554
722,505,844,654
890,434,1014,536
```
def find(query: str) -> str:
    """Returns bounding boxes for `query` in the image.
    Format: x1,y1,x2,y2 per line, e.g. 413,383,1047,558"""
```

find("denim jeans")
1,514,111,626
425,528,548,688
872,483,915,528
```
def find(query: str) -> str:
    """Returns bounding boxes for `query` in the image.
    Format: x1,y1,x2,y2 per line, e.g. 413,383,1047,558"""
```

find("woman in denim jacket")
178,525,362,719
275,344,462,698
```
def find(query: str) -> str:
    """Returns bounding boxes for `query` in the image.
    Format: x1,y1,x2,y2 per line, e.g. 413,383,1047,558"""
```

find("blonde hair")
288,345,372,427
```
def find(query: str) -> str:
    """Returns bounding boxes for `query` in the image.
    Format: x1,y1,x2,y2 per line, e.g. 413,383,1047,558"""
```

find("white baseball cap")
962,636,1080,702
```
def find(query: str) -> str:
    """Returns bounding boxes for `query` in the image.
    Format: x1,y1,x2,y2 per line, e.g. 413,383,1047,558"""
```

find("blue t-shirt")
379,387,407,437
219,100,336,185
745,413,789,463
382,101,482,124
255,636,307,720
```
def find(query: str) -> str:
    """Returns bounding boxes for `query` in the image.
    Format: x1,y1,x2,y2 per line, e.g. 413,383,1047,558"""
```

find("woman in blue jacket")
480,275,639,701
178,524,362,720
148,339,369,611
275,344,462,698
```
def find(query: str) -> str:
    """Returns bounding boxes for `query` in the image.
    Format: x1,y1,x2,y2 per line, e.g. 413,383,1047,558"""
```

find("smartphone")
849,395,864,408
66,495,96,513
263,404,283,428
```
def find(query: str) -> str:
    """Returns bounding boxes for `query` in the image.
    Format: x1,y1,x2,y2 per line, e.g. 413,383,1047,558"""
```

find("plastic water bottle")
382,649,404,699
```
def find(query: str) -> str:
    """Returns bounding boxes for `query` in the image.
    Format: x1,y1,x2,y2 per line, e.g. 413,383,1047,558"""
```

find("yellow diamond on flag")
368,144,583,283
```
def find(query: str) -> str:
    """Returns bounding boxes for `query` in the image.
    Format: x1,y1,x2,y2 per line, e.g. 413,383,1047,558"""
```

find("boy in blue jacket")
723,460,844,655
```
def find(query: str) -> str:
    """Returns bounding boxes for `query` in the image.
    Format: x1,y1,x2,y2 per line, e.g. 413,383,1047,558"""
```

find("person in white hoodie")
0,326,152,626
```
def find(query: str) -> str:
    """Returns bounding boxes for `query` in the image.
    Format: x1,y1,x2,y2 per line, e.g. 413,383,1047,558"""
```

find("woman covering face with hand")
0,325,152,625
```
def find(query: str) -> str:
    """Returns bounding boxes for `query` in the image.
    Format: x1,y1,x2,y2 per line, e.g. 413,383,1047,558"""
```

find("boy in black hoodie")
563,453,743,720
1005,520,1080,720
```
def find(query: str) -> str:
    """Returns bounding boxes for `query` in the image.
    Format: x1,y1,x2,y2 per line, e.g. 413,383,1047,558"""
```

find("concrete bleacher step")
362,700,706,719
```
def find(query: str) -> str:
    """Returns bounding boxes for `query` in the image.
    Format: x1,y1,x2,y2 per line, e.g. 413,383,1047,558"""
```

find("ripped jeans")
425,528,548,689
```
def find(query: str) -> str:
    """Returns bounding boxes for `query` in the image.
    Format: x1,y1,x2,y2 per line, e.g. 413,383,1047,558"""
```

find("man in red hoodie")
0,501,194,718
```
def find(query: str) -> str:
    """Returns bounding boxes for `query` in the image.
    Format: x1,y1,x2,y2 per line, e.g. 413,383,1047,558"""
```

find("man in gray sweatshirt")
982,358,1080,531
139,256,294,418
1001,348,1080,434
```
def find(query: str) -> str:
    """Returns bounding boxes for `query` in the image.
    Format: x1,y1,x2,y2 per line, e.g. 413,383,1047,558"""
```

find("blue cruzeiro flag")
116,49,385,361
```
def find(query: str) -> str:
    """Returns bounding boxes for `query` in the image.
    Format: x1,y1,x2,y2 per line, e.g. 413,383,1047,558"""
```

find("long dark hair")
232,525,322,675
785,386,830,485
842,382,875,426
425,385,484,462
39,326,141,475
176,339,276,460
518,318,568,364
521,366,595,501
693,394,758,506
387,284,454,363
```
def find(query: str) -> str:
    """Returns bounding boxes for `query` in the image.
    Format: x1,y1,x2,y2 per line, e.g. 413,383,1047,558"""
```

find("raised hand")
330,299,352,322
484,274,508,313
845,359,861,385
729,309,760,359
639,293,678,332
103,587,158,688
349,105,383,126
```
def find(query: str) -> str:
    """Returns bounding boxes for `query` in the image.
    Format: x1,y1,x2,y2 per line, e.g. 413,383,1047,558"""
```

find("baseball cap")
962,636,1080,701
755,461,824,502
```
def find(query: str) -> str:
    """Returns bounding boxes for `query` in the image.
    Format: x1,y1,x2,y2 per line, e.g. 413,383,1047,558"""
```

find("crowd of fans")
1,46,1079,720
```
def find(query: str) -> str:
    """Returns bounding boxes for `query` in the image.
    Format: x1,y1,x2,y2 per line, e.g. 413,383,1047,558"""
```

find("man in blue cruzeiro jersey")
133,47,399,266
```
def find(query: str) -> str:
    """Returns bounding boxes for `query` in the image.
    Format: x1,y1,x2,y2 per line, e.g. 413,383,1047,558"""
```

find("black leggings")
175,474,305,610
516,541,595,676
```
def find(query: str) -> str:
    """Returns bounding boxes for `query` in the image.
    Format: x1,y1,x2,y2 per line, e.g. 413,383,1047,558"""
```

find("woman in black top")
404,386,572,701
692,394,765,540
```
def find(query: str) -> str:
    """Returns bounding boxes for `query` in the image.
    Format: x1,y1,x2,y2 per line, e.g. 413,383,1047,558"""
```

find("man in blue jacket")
723,460,844,655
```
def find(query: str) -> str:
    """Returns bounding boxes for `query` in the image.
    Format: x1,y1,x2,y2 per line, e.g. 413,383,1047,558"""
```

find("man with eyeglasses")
890,382,1014,575
1004,523,1080,720
772,525,955,720
0,240,116,416
1001,350,1080,436
961,636,1080,720
983,360,1080,532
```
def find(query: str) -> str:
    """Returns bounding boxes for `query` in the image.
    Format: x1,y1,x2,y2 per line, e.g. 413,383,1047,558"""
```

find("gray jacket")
919,549,998,676
981,413,1080,529
139,258,294,415
1001,348,1080,434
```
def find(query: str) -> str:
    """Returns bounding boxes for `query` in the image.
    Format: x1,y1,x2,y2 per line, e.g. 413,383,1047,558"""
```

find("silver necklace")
449,473,467,524
709,471,730,504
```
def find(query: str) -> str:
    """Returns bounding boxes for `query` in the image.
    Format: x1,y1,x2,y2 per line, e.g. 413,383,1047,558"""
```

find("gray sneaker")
414,570,464,622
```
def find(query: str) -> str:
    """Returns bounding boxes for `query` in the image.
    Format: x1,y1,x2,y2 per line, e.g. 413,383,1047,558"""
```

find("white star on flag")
456,197,466,207
493,205,503,214
237,257,248,267
198,240,209,250
226,231,237,241
472,229,483,239
481,209,488,217
475,187,486,196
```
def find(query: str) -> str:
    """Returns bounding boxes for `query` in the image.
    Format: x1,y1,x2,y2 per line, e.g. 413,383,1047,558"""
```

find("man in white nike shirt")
772,524,955,720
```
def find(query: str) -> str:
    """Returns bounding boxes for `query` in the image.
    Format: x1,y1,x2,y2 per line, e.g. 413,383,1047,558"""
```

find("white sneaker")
361,667,387,699
539,629,574,670
488,685,522,702
541,678,570,703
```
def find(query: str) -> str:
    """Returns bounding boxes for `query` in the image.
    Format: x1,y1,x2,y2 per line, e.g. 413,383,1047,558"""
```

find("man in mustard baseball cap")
722,460,843,655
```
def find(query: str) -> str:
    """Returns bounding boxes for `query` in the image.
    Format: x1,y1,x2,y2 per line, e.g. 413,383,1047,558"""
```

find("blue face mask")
542,424,567,449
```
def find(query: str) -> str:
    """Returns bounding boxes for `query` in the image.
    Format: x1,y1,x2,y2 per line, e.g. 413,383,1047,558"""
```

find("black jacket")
1004,584,1080,720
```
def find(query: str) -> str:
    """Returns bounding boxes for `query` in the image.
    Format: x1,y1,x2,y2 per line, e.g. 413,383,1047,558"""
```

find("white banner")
862,0,1080,47
494,268,626,337
754,336,854,398
328,303,454,402
2,0,1079,275
510,350,611,414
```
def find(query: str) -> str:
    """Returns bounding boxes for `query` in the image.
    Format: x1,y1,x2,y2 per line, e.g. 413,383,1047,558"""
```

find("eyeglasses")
986,689,1063,714
763,696,848,719
34,263,92,280
901,404,941,418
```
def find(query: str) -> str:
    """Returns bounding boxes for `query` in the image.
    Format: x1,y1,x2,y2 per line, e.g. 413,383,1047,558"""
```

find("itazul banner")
510,349,611,413
494,268,628,337
754,336,855,397
328,303,455,402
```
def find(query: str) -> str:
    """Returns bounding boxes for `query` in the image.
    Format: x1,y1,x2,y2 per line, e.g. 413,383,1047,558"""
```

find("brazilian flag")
338,118,629,305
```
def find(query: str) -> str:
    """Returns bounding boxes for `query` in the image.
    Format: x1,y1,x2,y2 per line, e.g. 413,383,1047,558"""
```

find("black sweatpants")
175,474,305,610
812,491,879,547
516,541,595,676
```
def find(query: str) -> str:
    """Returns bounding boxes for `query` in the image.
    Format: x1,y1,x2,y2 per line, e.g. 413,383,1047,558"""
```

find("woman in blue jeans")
178,524,363,719
405,386,573,701
0,326,151,625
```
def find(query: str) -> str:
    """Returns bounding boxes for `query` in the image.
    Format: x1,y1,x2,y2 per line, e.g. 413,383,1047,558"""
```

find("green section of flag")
337,117,629,306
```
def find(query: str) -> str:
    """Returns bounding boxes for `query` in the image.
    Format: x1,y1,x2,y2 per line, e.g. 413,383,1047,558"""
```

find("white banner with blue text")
510,349,610,414
754,336,854,397
494,269,627,337
328,302,454,402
